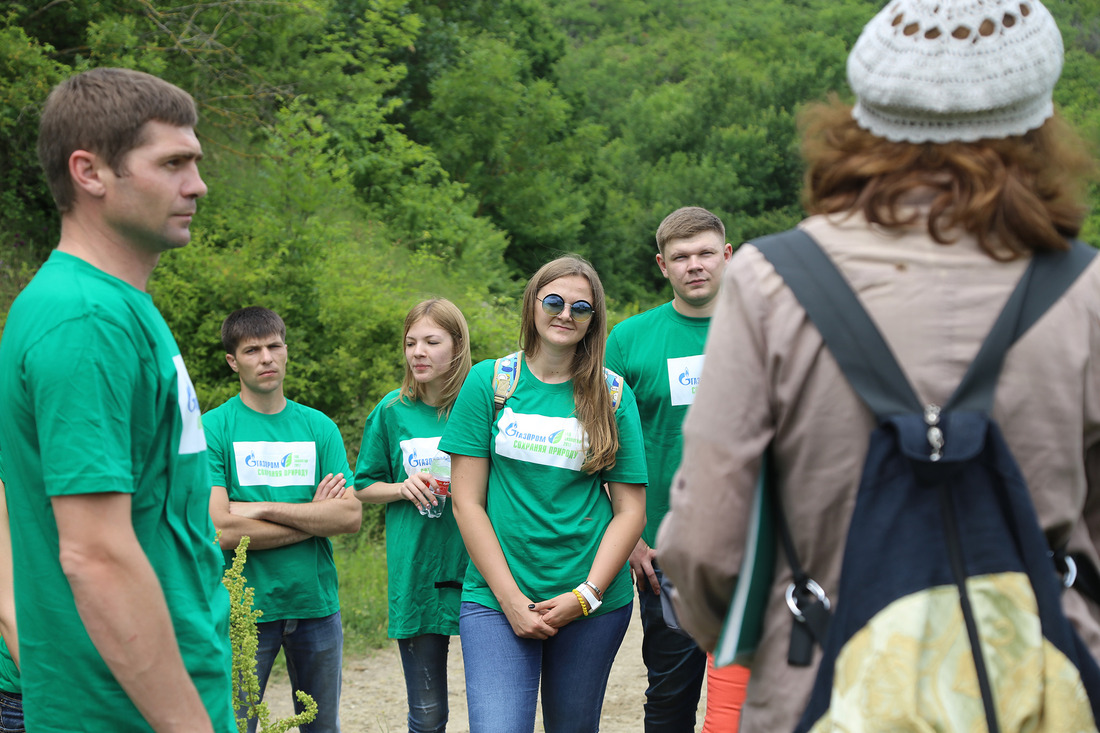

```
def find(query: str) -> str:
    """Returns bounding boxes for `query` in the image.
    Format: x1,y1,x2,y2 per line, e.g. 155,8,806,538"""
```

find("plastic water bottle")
426,455,451,519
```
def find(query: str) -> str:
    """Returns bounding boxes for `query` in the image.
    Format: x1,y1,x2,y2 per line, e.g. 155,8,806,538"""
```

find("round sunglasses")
538,293,594,322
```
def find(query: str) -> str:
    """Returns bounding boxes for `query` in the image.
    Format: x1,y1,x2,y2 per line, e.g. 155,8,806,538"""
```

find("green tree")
0,17,67,268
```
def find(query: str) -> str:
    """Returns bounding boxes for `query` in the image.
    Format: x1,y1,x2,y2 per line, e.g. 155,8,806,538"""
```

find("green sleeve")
318,413,351,480
27,316,140,497
438,360,495,458
603,383,649,485
605,325,627,377
203,407,230,489
354,394,397,487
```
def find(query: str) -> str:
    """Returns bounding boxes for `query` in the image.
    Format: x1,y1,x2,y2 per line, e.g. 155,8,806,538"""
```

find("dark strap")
756,229,1095,419
754,230,921,419
951,240,1096,413
766,451,832,662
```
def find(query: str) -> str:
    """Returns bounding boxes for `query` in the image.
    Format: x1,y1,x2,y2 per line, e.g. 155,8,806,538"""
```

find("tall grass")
335,534,390,656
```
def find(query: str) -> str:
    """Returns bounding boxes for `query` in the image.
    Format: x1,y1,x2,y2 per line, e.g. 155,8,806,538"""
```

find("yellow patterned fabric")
809,573,1098,733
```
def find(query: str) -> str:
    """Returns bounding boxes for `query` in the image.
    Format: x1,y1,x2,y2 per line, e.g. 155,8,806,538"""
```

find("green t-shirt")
0,453,17,694
439,357,648,616
353,389,469,638
0,251,234,732
606,301,710,548
204,395,350,622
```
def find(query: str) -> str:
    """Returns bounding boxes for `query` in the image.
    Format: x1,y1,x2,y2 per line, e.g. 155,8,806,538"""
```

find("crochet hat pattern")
848,0,1064,143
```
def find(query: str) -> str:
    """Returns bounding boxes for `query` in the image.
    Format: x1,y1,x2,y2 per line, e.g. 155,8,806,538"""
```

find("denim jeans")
459,601,632,733
0,691,22,733
639,564,706,733
397,634,450,733
245,611,343,733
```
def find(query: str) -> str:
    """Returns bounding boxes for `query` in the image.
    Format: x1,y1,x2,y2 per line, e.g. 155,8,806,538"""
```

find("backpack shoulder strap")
492,351,523,419
950,239,1096,413
754,229,921,420
492,353,625,417
603,368,624,412
755,230,1097,419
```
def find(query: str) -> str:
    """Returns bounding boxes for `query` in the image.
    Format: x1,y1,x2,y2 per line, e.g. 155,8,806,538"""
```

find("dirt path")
264,600,708,732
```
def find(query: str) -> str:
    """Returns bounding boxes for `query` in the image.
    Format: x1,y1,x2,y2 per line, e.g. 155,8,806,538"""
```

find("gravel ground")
263,599,709,732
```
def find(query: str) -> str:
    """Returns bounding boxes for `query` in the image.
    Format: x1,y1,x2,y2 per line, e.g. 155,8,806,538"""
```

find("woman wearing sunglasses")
439,255,648,732
353,298,472,733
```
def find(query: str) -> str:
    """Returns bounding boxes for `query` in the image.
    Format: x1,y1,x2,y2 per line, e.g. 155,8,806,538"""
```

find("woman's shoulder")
375,387,404,408
464,358,499,386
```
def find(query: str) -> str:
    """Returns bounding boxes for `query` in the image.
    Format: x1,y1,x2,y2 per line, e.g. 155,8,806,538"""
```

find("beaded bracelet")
572,588,590,616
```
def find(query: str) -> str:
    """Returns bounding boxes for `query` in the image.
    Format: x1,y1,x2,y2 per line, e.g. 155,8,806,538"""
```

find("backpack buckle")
785,578,830,622
1050,549,1079,589
1064,555,1079,588
785,579,832,666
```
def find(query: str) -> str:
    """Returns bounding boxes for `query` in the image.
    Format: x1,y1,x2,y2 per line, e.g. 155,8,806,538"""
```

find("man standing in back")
205,306,362,733
0,67,235,732
606,206,745,731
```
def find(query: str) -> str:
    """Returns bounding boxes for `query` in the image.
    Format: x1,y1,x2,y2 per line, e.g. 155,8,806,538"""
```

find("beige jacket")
657,213,1100,732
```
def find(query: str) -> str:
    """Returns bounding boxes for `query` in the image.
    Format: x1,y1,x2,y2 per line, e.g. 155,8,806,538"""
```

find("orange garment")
701,655,749,732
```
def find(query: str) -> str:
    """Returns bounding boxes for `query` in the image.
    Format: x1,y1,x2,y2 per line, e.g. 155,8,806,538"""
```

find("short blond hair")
655,207,725,256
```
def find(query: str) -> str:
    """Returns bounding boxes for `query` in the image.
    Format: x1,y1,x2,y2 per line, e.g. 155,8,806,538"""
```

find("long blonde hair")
520,255,617,474
398,298,472,418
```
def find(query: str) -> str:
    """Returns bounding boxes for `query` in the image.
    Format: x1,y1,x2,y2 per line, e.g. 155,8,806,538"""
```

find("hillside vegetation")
3,0,1098,465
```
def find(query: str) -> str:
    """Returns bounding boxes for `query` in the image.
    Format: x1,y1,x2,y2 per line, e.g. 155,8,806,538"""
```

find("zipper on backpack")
924,404,944,462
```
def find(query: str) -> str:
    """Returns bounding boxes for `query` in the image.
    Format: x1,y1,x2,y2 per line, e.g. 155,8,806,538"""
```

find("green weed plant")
223,536,318,733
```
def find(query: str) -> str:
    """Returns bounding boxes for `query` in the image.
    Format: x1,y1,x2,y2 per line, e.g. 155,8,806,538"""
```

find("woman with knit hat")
657,0,1100,730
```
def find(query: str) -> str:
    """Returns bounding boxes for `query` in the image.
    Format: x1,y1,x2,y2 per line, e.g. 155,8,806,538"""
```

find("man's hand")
226,501,259,520
629,537,660,595
212,485,310,551
227,475,362,539
313,472,347,501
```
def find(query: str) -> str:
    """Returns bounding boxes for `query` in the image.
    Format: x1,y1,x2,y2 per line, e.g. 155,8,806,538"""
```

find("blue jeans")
0,691,22,733
245,612,343,733
397,634,450,733
459,601,632,733
639,565,706,733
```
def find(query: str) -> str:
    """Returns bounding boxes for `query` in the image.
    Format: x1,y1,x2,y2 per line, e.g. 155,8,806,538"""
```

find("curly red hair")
799,95,1098,259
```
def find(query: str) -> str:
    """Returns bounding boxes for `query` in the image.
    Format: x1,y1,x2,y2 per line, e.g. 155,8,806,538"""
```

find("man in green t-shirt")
205,306,362,733
605,206,733,732
0,68,235,732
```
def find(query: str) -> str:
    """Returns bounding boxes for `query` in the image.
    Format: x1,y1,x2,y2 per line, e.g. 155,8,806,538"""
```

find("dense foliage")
2,0,1099,465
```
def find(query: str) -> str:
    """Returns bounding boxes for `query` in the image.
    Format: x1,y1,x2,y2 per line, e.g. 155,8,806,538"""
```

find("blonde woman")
354,299,472,733
440,255,647,732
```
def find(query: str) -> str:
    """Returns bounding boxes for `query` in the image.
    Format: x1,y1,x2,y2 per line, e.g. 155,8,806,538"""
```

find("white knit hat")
848,0,1064,143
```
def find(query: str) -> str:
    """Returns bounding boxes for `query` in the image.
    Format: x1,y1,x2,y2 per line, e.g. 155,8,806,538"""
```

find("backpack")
492,351,624,418
757,229,1100,732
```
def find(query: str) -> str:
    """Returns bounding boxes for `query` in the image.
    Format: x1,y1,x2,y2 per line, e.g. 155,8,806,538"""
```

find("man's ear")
656,251,669,279
225,353,239,373
723,242,733,261
68,150,108,199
